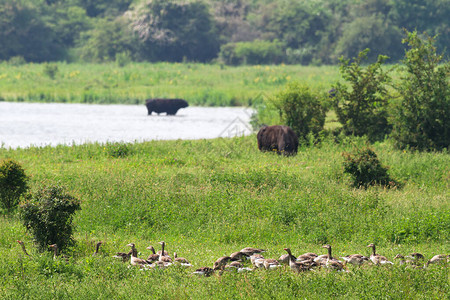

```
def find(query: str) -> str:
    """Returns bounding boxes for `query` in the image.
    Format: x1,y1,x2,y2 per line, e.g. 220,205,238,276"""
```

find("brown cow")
257,125,298,156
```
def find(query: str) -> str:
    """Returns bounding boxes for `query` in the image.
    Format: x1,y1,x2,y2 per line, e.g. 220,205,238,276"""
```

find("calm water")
0,102,254,149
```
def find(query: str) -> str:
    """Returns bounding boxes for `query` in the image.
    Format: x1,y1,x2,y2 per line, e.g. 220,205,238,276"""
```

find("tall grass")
0,135,448,298
0,62,339,106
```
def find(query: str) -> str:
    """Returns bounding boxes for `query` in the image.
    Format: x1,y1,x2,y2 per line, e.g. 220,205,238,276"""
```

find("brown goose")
225,261,253,273
425,254,450,267
230,251,248,261
158,241,172,263
173,252,192,267
250,253,265,268
17,240,30,257
213,256,232,270
284,248,311,273
263,258,282,270
340,254,369,266
193,266,214,276
279,253,291,265
113,250,132,262
126,243,152,268
240,247,266,257
393,254,419,267
320,245,344,270
367,243,393,265
296,252,318,262
93,241,103,256
314,245,339,264
156,241,169,256
146,246,160,262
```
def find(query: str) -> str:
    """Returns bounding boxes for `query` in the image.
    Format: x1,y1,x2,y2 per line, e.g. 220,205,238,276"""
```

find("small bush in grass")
343,147,397,189
0,159,28,210
43,63,59,79
106,143,131,158
19,185,81,252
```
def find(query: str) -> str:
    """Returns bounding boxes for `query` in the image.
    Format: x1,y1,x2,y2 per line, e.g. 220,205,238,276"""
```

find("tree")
0,159,28,210
333,49,392,142
390,30,450,151
0,0,64,62
126,0,220,62
270,82,327,144
78,17,138,63
20,185,81,252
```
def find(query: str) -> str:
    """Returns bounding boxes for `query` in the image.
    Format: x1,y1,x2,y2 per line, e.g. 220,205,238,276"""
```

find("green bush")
106,142,131,158
219,40,285,65
43,63,59,79
19,185,81,252
342,147,396,189
269,82,327,144
115,51,132,67
333,49,392,142
0,159,28,210
390,30,450,151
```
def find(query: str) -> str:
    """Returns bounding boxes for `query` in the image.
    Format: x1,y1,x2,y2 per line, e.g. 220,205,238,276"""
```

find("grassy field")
0,62,339,106
0,135,449,299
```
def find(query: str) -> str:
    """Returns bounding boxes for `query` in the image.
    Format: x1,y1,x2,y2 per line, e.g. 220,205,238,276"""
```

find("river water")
0,102,254,149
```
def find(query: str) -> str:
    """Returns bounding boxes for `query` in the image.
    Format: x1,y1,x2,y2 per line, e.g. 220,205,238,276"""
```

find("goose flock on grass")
17,240,449,276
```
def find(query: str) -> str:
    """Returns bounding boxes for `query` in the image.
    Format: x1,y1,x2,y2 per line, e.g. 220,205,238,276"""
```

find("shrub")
43,63,59,79
332,49,392,142
106,142,131,158
0,159,28,210
219,40,285,65
19,185,81,252
116,51,132,67
8,56,26,66
390,30,450,151
342,147,396,189
269,82,327,144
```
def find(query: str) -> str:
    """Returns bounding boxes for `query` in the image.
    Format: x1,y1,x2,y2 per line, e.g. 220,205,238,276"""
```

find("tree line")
0,0,449,65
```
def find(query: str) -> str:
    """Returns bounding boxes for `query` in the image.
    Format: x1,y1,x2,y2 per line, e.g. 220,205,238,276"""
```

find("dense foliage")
0,0,448,64
343,147,396,188
269,82,327,144
20,186,81,252
0,159,28,210
390,31,450,151
332,49,392,142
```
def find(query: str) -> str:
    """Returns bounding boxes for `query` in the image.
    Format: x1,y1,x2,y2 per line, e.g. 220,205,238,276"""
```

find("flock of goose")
17,240,449,276
109,241,449,276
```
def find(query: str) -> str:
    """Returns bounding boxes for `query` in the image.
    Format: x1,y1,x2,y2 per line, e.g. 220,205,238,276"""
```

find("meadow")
0,62,339,106
0,134,449,299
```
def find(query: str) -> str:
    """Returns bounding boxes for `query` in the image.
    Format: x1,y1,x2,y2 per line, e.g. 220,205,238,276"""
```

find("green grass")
0,135,449,298
0,62,339,106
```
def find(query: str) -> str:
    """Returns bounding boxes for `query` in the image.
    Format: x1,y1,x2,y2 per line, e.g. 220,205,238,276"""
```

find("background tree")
126,0,220,62
390,30,450,151
0,0,64,62
78,17,137,63
270,82,328,144
333,49,392,142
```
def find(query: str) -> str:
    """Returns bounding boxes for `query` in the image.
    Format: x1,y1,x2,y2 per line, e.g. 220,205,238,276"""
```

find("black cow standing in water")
145,99,188,115
257,125,299,156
